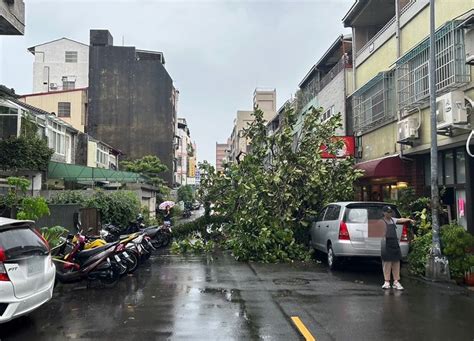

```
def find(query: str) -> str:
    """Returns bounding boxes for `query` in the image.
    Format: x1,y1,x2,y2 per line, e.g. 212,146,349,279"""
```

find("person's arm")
395,217,415,224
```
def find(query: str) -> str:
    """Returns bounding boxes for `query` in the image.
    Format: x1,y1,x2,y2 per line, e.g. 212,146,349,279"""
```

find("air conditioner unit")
436,91,468,130
398,117,419,141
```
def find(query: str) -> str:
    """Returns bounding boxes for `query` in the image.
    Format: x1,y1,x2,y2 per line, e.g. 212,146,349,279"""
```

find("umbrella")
159,201,175,210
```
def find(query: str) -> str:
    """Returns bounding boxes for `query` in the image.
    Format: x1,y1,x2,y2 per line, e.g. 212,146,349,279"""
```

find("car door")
310,207,328,251
324,205,342,247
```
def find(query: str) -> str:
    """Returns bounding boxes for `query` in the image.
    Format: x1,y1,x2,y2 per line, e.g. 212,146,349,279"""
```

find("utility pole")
426,0,450,281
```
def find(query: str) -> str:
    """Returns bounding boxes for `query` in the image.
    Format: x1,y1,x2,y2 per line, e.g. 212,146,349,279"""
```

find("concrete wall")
32,39,89,93
317,70,346,136
0,0,24,35
20,89,87,132
88,31,175,184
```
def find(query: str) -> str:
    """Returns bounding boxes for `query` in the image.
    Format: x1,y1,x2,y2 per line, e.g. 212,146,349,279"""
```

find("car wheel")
327,244,339,270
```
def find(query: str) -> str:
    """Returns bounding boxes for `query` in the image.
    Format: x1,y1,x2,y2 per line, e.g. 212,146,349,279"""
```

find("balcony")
396,20,471,111
353,71,396,135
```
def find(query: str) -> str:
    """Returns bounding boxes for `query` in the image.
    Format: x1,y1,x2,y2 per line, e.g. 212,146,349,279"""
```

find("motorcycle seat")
76,242,118,260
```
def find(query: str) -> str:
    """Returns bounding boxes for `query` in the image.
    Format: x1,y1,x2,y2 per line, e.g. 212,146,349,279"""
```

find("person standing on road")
380,206,414,290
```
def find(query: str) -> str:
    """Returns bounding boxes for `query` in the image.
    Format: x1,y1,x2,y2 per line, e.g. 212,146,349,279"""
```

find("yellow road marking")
291,316,316,341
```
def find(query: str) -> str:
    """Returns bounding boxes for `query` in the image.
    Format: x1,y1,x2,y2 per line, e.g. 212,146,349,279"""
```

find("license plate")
27,257,44,276
114,255,121,262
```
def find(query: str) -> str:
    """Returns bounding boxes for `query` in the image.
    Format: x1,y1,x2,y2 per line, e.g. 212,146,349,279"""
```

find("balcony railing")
353,71,396,135
299,56,352,111
396,20,471,111
319,56,352,90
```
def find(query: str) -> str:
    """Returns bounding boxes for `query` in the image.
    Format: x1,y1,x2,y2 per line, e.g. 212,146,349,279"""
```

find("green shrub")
408,224,474,279
440,224,474,279
48,191,86,205
17,196,50,221
48,190,141,228
408,232,433,276
40,226,69,248
86,190,141,227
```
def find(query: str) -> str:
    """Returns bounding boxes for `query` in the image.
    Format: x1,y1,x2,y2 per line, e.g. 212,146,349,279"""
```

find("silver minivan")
309,202,409,269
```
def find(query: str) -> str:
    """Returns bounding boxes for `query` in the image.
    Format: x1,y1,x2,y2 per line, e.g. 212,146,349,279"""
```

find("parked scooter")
53,236,125,287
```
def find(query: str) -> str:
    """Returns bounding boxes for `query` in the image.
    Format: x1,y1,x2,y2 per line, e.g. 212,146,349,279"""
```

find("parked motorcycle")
53,236,125,288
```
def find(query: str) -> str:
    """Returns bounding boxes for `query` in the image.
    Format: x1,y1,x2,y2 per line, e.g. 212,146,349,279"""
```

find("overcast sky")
0,0,352,165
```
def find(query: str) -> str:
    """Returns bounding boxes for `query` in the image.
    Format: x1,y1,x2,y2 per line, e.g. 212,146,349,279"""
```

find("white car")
0,218,55,323
310,202,409,270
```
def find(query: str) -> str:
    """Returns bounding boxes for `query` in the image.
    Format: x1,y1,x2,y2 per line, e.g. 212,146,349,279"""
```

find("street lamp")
426,0,450,281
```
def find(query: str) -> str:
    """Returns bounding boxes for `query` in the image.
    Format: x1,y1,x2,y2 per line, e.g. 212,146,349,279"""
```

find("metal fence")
353,71,396,135
396,20,471,111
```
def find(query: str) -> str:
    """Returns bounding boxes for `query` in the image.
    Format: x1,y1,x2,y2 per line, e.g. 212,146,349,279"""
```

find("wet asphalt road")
1,249,474,340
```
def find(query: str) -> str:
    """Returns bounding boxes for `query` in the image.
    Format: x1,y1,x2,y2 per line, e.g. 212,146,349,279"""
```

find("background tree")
121,155,170,198
177,185,194,204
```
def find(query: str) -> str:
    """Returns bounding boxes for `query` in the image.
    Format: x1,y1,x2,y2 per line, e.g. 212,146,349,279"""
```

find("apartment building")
228,89,277,163
28,38,89,93
19,88,88,132
175,118,195,186
343,0,474,231
297,35,354,136
88,30,177,185
215,141,230,173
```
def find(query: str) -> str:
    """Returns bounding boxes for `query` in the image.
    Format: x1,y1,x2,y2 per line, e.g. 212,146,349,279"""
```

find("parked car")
0,218,55,323
309,202,409,270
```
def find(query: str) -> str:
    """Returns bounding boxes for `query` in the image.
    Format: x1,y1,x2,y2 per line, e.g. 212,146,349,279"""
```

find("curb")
401,267,474,297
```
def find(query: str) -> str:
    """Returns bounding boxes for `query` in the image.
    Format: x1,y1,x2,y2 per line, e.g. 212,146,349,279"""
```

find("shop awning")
48,161,147,183
355,155,408,179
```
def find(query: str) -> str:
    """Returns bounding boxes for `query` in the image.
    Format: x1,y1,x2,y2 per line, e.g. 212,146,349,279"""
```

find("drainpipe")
395,0,401,58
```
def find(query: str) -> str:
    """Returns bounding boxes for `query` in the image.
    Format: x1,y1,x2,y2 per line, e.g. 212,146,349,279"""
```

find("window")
58,102,71,117
445,151,455,185
62,80,75,90
456,149,466,184
65,51,78,63
0,106,19,139
396,21,470,111
322,106,334,121
324,205,341,221
48,121,65,155
353,71,396,134
96,144,109,166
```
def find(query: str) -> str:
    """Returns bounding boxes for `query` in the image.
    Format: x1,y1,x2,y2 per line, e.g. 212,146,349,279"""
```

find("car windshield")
344,205,401,224
0,227,48,260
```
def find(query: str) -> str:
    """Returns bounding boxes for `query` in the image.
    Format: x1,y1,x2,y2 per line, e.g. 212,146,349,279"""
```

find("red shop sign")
321,136,355,158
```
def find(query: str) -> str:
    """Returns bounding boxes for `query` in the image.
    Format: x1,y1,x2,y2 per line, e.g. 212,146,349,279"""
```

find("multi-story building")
296,34,354,136
228,89,277,163
343,0,474,231
175,118,194,186
19,88,88,132
215,140,230,172
0,0,24,35
187,142,197,186
28,38,89,93
87,30,177,185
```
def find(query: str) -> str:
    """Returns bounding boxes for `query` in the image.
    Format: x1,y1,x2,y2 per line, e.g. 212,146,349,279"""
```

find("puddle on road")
273,278,311,286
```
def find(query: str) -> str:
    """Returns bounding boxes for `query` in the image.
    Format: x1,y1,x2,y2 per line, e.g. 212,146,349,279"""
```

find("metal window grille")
62,81,75,90
353,71,396,135
396,20,470,111
58,102,71,117
65,51,78,63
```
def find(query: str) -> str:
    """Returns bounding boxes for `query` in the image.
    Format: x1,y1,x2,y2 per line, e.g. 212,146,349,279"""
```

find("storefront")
420,147,473,232
355,154,411,202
